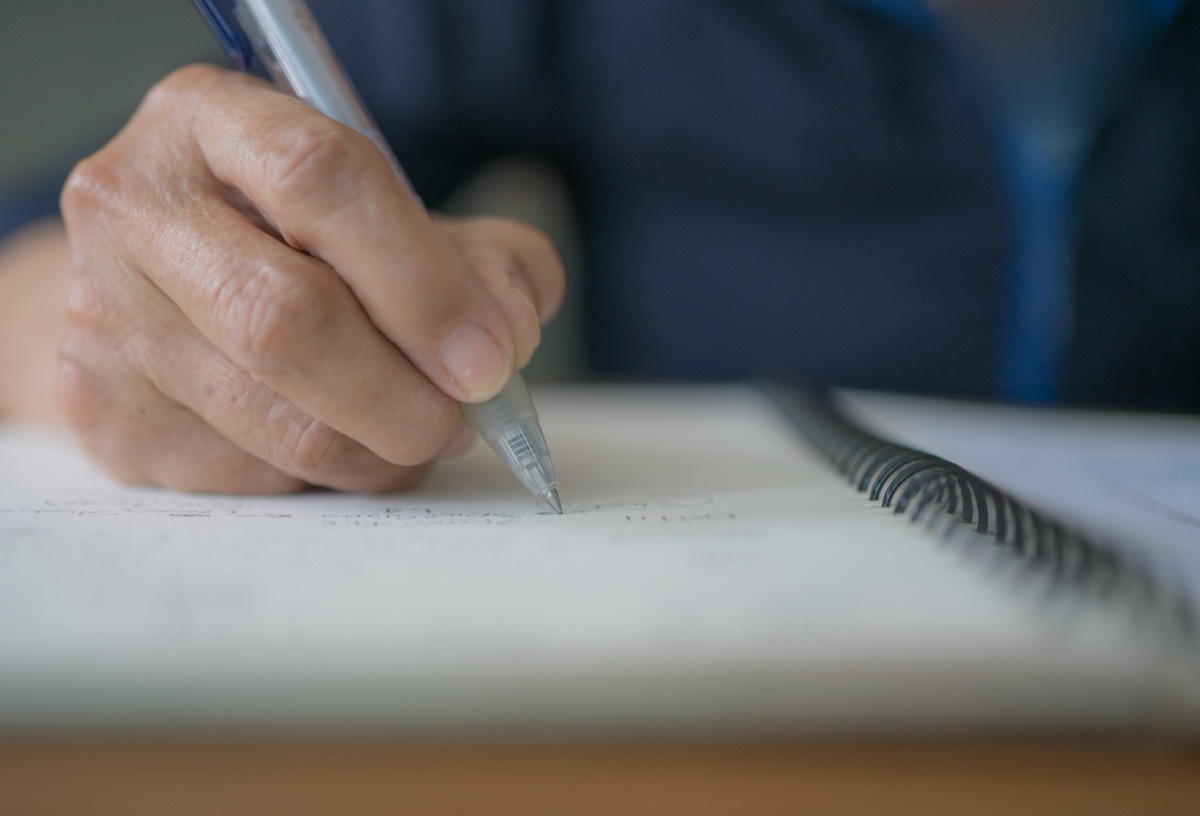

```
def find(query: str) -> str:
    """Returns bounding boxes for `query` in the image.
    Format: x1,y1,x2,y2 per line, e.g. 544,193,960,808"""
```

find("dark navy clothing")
1069,4,1200,410
3,0,1199,410
319,0,1011,397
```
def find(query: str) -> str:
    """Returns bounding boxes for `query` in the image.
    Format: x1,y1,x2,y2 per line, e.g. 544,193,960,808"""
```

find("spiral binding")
765,385,1197,643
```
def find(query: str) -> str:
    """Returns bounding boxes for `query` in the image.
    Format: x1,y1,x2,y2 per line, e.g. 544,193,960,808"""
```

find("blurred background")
0,0,585,380
0,3,216,190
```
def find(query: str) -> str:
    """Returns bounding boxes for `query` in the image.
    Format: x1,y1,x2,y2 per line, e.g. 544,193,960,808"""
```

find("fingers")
178,66,534,403
116,190,464,467
55,349,303,495
55,63,566,495
140,304,439,492
432,215,566,368
55,260,437,493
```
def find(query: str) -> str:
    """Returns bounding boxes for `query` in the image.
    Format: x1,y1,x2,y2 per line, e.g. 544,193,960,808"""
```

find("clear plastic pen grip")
462,377,558,500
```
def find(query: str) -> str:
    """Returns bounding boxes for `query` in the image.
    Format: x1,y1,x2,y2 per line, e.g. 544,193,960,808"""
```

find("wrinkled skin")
31,64,563,493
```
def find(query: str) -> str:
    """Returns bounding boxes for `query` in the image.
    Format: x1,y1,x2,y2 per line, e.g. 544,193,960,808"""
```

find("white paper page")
845,393,1200,606
0,386,1190,735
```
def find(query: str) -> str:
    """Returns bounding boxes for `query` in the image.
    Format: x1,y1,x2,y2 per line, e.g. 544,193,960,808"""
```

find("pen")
192,0,562,513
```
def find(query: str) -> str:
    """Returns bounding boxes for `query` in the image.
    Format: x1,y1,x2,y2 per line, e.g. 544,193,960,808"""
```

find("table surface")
2,739,1199,815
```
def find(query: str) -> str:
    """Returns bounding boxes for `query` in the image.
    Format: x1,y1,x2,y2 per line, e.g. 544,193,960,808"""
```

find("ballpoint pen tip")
545,489,563,515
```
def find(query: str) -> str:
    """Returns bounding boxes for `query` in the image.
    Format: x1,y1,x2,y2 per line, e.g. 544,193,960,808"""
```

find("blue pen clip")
192,0,255,71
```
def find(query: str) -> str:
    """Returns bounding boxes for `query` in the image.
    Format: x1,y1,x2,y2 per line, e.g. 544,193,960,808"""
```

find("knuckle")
64,66,222,233
141,64,213,114
62,65,227,229
269,415,343,480
61,149,165,243
259,118,370,212
60,151,127,224
211,261,328,373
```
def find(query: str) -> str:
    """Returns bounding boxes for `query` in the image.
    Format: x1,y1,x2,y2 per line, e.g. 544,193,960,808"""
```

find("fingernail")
441,322,512,400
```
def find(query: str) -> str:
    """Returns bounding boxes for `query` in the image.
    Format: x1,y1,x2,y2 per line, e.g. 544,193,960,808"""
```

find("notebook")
0,384,1197,736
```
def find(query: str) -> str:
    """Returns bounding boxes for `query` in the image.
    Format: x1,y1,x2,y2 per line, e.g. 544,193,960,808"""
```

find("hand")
55,64,563,493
